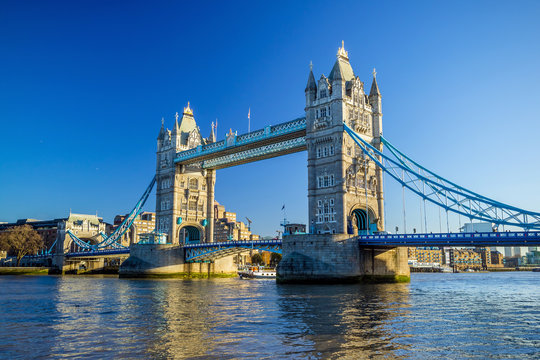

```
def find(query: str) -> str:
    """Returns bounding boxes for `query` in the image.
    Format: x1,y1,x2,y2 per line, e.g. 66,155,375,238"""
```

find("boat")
532,268,540,272
237,265,276,279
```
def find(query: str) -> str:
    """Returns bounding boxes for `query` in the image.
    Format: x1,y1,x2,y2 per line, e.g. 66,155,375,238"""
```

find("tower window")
329,145,334,155
189,178,198,190
320,89,327,98
323,147,328,157
318,174,334,188
317,148,322,158
320,108,327,117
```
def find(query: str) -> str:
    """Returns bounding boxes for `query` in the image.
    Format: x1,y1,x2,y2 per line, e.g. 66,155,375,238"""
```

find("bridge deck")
184,240,282,262
357,231,540,247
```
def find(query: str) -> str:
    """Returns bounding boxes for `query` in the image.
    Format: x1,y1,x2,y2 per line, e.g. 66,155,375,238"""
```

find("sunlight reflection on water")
0,272,538,359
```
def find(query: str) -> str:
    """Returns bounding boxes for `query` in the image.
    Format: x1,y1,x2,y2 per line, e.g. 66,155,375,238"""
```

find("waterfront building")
113,212,156,246
525,250,540,265
448,248,482,270
475,247,492,269
0,213,110,253
490,251,504,267
213,201,259,241
407,247,442,267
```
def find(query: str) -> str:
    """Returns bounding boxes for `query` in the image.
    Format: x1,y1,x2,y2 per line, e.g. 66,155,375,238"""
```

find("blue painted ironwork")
65,248,130,258
343,124,540,230
358,231,540,247
184,240,282,262
65,176,156,250
174,117,306,168
202,136,306,169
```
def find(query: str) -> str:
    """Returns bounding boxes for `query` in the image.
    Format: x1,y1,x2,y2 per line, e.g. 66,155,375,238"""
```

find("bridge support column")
119,243,237,277
277,234,409,283
51,230,68,273
206,169,216,243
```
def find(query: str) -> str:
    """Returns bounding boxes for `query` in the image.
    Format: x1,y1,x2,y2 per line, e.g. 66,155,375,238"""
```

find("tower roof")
329,41,355,82
174,102,202,146
369,68,381,96
157,118,165,140
305,61,317,92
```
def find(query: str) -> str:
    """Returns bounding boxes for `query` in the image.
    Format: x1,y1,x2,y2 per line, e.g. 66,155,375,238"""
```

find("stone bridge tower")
305,42,384,236
156,103,216,245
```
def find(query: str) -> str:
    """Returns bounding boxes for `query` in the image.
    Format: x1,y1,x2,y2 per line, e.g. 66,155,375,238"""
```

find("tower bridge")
45,43,540,281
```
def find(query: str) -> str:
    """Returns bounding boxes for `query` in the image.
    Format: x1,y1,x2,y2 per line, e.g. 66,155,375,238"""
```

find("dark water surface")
0,272,538,359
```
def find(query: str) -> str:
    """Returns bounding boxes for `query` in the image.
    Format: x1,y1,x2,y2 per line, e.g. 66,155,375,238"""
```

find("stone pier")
119,243,237,277
277,234,409,283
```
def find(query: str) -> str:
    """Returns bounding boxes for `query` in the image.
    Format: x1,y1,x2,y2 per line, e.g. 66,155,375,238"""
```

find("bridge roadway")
35,231,540,262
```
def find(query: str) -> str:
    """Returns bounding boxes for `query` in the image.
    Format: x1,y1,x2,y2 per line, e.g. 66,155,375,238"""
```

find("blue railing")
65,248,130,258
184,240,282,262
357,231,540,247
175,117,306,164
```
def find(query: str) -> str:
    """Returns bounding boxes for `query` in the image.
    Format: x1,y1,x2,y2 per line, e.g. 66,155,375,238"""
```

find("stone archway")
350,207,377,235
178,224,203,244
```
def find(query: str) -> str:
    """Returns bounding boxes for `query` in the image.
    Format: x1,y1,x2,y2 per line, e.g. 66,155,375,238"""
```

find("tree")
0,225,44,266
270,252,282,267
251,253,264,265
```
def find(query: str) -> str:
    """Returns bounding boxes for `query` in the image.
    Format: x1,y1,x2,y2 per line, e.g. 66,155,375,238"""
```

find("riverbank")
0,267,50,275
0,266,238,278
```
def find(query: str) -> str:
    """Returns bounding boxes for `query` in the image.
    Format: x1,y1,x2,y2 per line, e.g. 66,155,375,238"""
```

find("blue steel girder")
175,118,306,169
184,240,282,262
202,137,306,169
343,124,540,230
65,176,156,251
65,248,130,258
358,231,540,247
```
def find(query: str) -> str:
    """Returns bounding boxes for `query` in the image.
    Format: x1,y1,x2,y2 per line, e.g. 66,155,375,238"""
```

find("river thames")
0,272,538,359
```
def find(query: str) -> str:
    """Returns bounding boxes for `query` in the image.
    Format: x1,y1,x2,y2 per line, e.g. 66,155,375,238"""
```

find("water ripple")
0,272,538,359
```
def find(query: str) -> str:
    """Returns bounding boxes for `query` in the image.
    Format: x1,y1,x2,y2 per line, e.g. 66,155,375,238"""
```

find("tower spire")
172,112,180,134
370,68,381,96
305,61,317,92
157,117,165,140
183,101,193,116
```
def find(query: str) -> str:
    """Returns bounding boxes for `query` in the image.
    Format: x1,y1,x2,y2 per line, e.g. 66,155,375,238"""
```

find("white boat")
238,265,276,279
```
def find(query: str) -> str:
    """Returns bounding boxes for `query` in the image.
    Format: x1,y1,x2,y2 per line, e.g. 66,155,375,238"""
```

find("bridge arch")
349,206,377,235
67,235,100,252
178,224,204,244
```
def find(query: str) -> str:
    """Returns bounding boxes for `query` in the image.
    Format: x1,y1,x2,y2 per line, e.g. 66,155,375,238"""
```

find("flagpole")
248,108,251,133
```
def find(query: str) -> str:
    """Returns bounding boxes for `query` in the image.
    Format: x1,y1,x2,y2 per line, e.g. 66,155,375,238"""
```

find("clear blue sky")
1,0,539,236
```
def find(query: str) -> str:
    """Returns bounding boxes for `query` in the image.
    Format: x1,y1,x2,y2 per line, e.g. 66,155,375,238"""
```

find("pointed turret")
369,68,381,97
369,68,382,137
305,61,317,106
207,122,216,143
171,112,180,135
305,62,317,92
157,118,165,140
